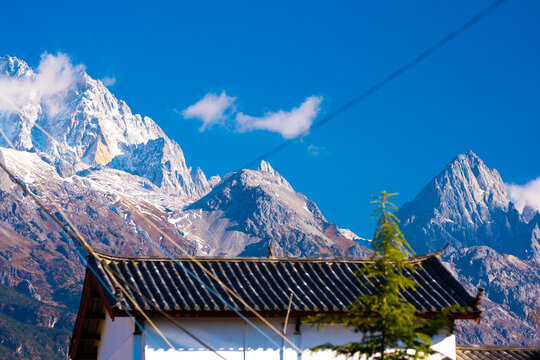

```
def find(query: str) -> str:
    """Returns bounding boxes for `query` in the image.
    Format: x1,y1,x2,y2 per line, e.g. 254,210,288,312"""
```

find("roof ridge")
409,243,452,261
91,248,447,263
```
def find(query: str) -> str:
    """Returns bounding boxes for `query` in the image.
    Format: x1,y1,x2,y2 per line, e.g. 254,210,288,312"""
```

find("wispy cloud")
235,96,322,139
100,76,116,86
181,92,323,138
507,177,540,213
307,144,328,156
0,52,85,116
182,91,236,130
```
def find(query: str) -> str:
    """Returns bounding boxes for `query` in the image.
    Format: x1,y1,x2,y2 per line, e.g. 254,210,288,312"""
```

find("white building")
70,250,482,360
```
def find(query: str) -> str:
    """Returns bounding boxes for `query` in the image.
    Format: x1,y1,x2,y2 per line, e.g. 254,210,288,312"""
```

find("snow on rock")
182,161,371,258
0,55,211,199
397,151,540,260
395,151,540,345
0,55,372,261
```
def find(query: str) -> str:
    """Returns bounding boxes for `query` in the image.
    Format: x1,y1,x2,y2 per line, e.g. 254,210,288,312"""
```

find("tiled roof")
457,346,540,360
89,250,481,315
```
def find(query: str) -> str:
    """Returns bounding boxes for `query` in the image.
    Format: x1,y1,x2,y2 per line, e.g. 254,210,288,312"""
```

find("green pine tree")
306,191,456,359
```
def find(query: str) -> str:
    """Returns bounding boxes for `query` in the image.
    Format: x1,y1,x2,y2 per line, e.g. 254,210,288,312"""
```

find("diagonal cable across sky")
241,0,508,170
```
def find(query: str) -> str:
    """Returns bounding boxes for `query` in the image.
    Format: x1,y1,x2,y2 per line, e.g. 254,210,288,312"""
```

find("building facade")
70,250,482,360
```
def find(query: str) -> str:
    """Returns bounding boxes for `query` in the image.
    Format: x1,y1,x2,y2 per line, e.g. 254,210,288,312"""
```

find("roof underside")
89,252,479,315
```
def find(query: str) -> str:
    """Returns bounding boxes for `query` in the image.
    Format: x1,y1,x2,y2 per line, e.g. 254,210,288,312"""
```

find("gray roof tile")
89,251,481,315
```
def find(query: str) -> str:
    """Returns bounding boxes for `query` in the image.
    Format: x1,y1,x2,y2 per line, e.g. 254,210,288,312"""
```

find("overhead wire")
0,0,509,354
97,259,230,360
240,0,509,170
111,0,510,345
0,129,178,353
87,0,509,346
83,180,287,351
0,153,228,359
0,96,301,352
0,157,164,357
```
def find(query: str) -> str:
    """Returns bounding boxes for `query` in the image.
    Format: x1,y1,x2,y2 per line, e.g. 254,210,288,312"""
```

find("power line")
0,94,302,352
241,0,508,170
0,139,229,359
83,179,286,351
0,132,178,354
0,0,508,355
0,160,164,356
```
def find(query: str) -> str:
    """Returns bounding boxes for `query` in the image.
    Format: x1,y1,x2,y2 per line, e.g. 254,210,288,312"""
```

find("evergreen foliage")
306,192,455,359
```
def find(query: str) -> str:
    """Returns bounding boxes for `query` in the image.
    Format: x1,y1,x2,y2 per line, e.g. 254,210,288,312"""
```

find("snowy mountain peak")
439,150,509,211
450,150,490,177
249,160,290,189
0,56,33,78
258,160,275,174
184,161,368,257
398,151,540,261
463,149,480,162
0,55,212,199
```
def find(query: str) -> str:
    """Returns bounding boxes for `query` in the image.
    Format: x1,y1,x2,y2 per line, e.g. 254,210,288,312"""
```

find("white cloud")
182,91,236,130
235,96,322,139
101,76,116,86
506,177,540,213
181,92,323,138
307,144,328,156
0,52,85,116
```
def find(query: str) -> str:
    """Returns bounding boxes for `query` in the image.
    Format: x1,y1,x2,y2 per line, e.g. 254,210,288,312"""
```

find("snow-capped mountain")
1,55,538,356
398,151,540,261
0,55,371,289
175,160,370,257
0,55,368,260
0,56,214,199
397,151,539,345
0,55,374,357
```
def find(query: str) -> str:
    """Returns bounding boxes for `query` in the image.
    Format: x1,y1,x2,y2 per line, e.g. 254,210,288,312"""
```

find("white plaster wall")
97,313,134,360
144,317,456,360
431,332,456,360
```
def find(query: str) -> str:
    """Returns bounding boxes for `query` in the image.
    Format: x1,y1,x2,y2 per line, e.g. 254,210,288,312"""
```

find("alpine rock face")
398,151,540,261
0,56,213,199
397,151,540,346
0,55,538,357
179,160,370,257
0,55,369,358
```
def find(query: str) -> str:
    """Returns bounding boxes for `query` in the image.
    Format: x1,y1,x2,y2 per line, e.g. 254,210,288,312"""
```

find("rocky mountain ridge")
0,55,374,358
0,55,538,358
398,151,540,261
397,151,539,345
0,55,215,199
181,160,369,257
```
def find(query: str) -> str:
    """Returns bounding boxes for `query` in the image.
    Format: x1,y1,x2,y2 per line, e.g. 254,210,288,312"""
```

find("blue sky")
1,0,539,237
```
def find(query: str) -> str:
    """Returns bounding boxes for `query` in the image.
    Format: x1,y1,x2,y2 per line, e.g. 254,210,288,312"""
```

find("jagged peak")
0,55,26,66
213,160,293,195
193,167,207,183
440,151,505,188
258,160,276,175
255,160,293,188
400,151,510,225
0,55,33,77
465,149,478,158
0,54,211,200
449,150,484,169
